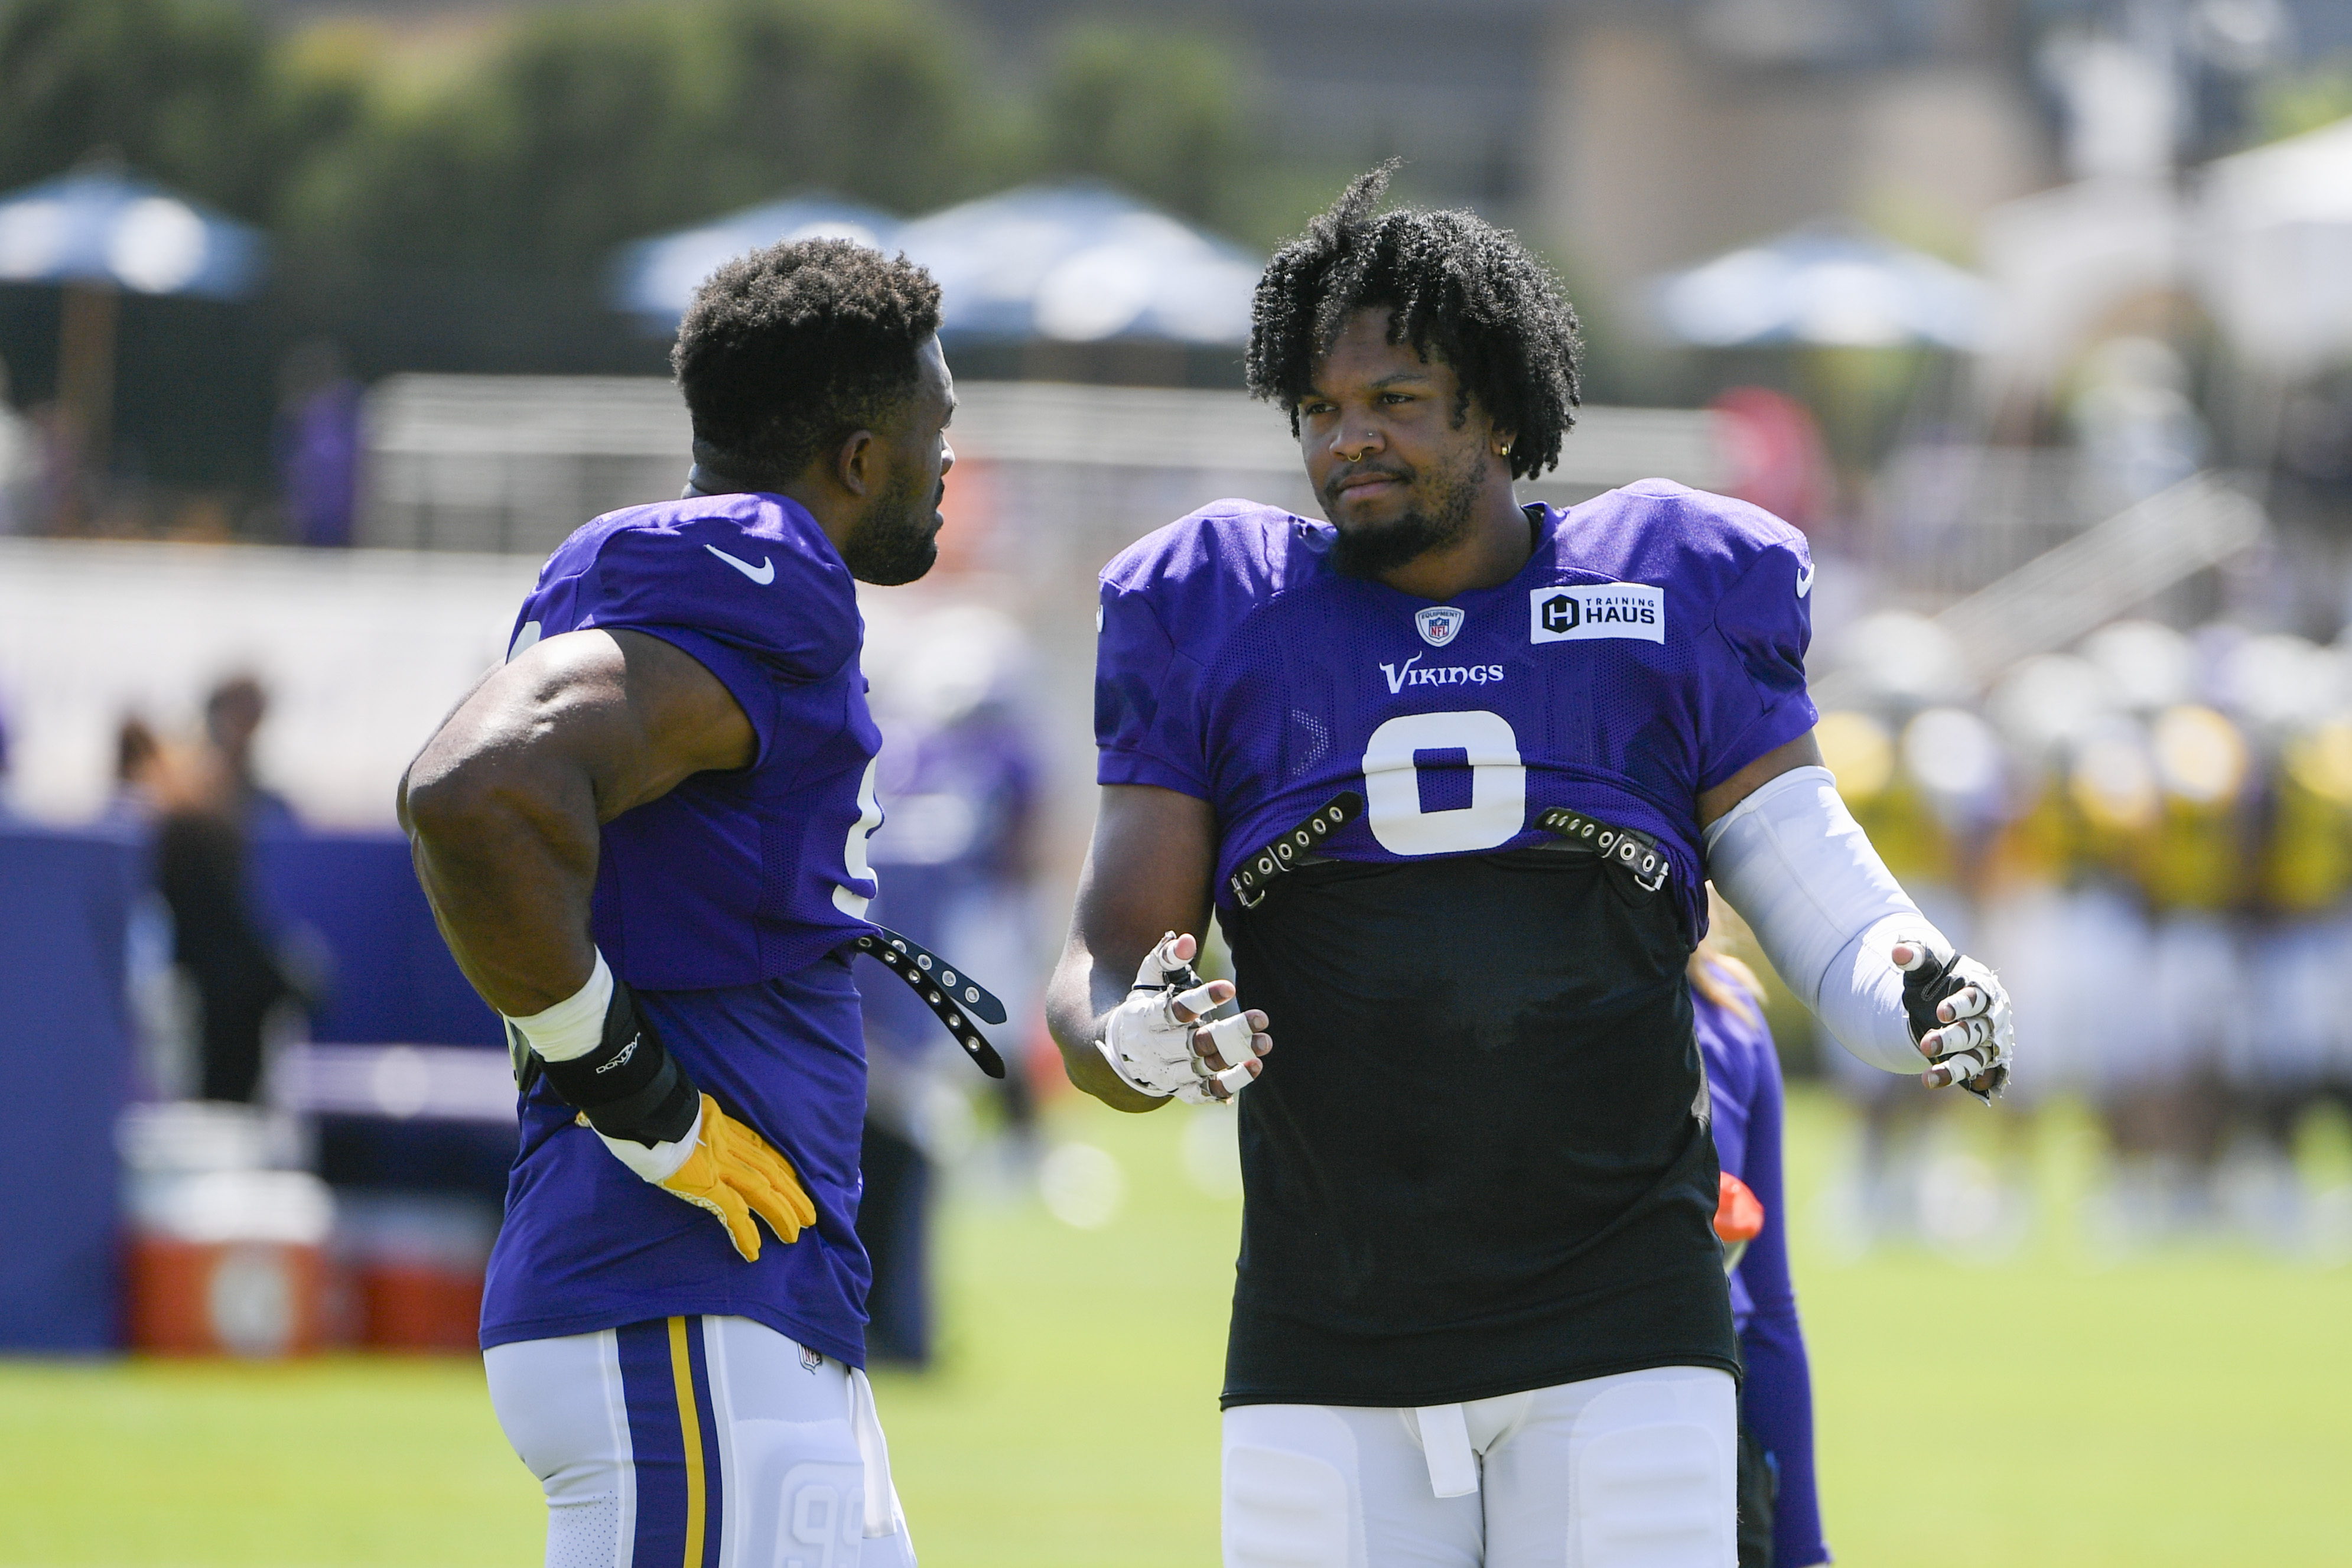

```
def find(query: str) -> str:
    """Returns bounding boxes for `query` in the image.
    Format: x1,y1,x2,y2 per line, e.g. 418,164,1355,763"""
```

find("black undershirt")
1217,847,1736,1408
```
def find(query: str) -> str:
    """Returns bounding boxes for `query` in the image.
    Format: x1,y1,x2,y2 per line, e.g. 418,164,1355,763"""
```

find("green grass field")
3,1089,2347,1566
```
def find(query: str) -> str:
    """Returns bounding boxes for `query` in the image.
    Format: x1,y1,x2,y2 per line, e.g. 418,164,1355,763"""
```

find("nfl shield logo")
1416,606,1466,647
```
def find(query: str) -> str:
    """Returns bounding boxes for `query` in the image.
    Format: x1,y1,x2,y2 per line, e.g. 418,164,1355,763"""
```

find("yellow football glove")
509,960,818,1263
650,1093,818,1261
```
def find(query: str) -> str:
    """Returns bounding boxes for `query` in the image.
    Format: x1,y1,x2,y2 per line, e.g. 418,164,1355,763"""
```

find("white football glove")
1893,931,2013,1100
1095,932,1262,1104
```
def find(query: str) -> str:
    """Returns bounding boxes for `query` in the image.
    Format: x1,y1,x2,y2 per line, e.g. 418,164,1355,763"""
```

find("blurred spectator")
275,340,362,549
1711,386,1832,532
0,356,32,536
102,716,164,829
154,677,302,1105
203,674,298,832
0,700,17,822
856,603,1046,1367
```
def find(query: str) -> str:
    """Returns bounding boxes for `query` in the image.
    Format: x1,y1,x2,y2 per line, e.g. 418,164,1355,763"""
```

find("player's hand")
598,1093,818,1261
1892,932,2013,1100
1095,932,1271,1103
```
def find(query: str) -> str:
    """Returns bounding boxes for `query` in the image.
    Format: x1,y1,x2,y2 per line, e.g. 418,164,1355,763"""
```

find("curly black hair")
1245,164,1581,482
673,238,943,482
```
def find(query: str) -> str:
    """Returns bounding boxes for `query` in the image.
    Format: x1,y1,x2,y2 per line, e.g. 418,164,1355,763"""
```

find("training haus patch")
1528,583,1665,645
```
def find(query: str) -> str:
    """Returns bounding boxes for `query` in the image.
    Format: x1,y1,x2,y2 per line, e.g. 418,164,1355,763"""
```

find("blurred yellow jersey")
2262,720,2352,915
2135,706,2250,913
1814,710,1957,885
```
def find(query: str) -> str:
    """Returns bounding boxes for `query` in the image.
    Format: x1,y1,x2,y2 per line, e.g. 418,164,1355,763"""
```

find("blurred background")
2,0,2351,1564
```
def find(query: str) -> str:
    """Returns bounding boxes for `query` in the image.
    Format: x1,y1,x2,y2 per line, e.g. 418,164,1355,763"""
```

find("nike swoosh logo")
706,544,776,585
1795,562,1816,598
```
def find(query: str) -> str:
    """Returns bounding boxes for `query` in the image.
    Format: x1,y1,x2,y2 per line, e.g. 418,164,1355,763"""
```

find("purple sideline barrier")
250,831,502,1049
251,832,515,1203
0,827,139,1352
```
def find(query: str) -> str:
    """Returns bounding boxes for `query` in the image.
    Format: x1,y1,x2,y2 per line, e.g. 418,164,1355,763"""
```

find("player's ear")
834,428,878,498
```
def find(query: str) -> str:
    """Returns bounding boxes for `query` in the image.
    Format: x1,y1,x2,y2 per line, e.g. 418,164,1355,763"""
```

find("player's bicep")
598,629,756,811
412,629,752,826
1696,730,1823,829
1068,785,1219,967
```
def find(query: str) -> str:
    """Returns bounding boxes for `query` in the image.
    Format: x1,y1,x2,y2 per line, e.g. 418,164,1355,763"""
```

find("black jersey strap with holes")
850,925,1008,1078
1533,806,1671,893
1228,792,1365,909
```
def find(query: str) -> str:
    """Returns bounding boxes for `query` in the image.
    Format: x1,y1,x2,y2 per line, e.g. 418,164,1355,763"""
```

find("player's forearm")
1706,766,2010,1092
1705,766,1927,1071
1049,785,1226,1110
1045,943,1166,1112
405,750,601,1016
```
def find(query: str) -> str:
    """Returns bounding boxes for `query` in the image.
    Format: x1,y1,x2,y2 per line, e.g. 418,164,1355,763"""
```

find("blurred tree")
717,0,1001,217
274,0,1000,292
1035,21,1254,228
0,0,277,214
302,4,734,277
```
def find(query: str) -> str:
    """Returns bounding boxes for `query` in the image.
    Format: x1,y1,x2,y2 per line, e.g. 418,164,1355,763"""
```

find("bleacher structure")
358,375,1729,561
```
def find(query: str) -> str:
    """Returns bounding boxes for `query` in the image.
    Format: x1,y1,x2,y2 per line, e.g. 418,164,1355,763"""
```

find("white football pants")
1222,1365,1736,1568
485,1314,915,1568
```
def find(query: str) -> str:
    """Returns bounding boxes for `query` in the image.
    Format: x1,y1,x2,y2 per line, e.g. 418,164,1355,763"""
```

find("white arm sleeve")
1702,766,1935,1074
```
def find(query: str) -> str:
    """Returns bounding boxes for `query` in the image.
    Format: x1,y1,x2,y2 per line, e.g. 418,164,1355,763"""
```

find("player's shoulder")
1552,479,1811,611
536,492,858,674
558,492,847,596
1100,499,1331,620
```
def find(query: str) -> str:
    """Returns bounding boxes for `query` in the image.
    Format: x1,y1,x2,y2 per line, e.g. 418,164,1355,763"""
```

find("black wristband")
535,977,702,1147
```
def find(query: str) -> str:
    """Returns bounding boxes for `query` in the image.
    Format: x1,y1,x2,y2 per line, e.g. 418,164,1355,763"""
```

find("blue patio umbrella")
894,181,1260,344
0,167,264,298
611,194,901,327
0,167,268,510
1651,223,1988,351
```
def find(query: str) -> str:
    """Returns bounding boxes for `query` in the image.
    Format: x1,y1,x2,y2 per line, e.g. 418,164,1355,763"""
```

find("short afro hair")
674,238,944,482
1246,164,1581,482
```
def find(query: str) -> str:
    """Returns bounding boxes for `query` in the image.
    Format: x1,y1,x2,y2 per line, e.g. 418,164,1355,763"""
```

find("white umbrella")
2198,115,2352,377
894,181,1261,344
1651,223,1989,350
609,194,900,327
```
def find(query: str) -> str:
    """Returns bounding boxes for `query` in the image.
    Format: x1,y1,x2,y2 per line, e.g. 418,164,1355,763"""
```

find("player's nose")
1329,417,1382,463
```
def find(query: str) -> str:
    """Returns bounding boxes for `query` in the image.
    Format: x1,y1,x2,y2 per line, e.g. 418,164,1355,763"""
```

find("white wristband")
597,1101,702,1183
503,950,614,1063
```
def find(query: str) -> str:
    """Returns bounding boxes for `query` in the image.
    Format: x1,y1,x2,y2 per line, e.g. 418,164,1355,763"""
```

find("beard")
840,464,942,585
1325,445,1488,581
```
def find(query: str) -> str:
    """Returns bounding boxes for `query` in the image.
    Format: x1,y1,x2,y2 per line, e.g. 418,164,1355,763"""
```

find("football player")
400,240,951,1568
1043,167,2014,1567
1690,939,1826,1568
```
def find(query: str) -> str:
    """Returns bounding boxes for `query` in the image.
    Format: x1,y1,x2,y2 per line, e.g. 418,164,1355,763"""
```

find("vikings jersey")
480,491,884,1364
1095,482,1816,1408
1097,481,1816,938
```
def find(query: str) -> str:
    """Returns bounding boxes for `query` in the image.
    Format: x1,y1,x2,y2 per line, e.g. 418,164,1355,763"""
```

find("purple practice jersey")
1097,480,1817,936
1097,481,1818,1409
479,492,885,1364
